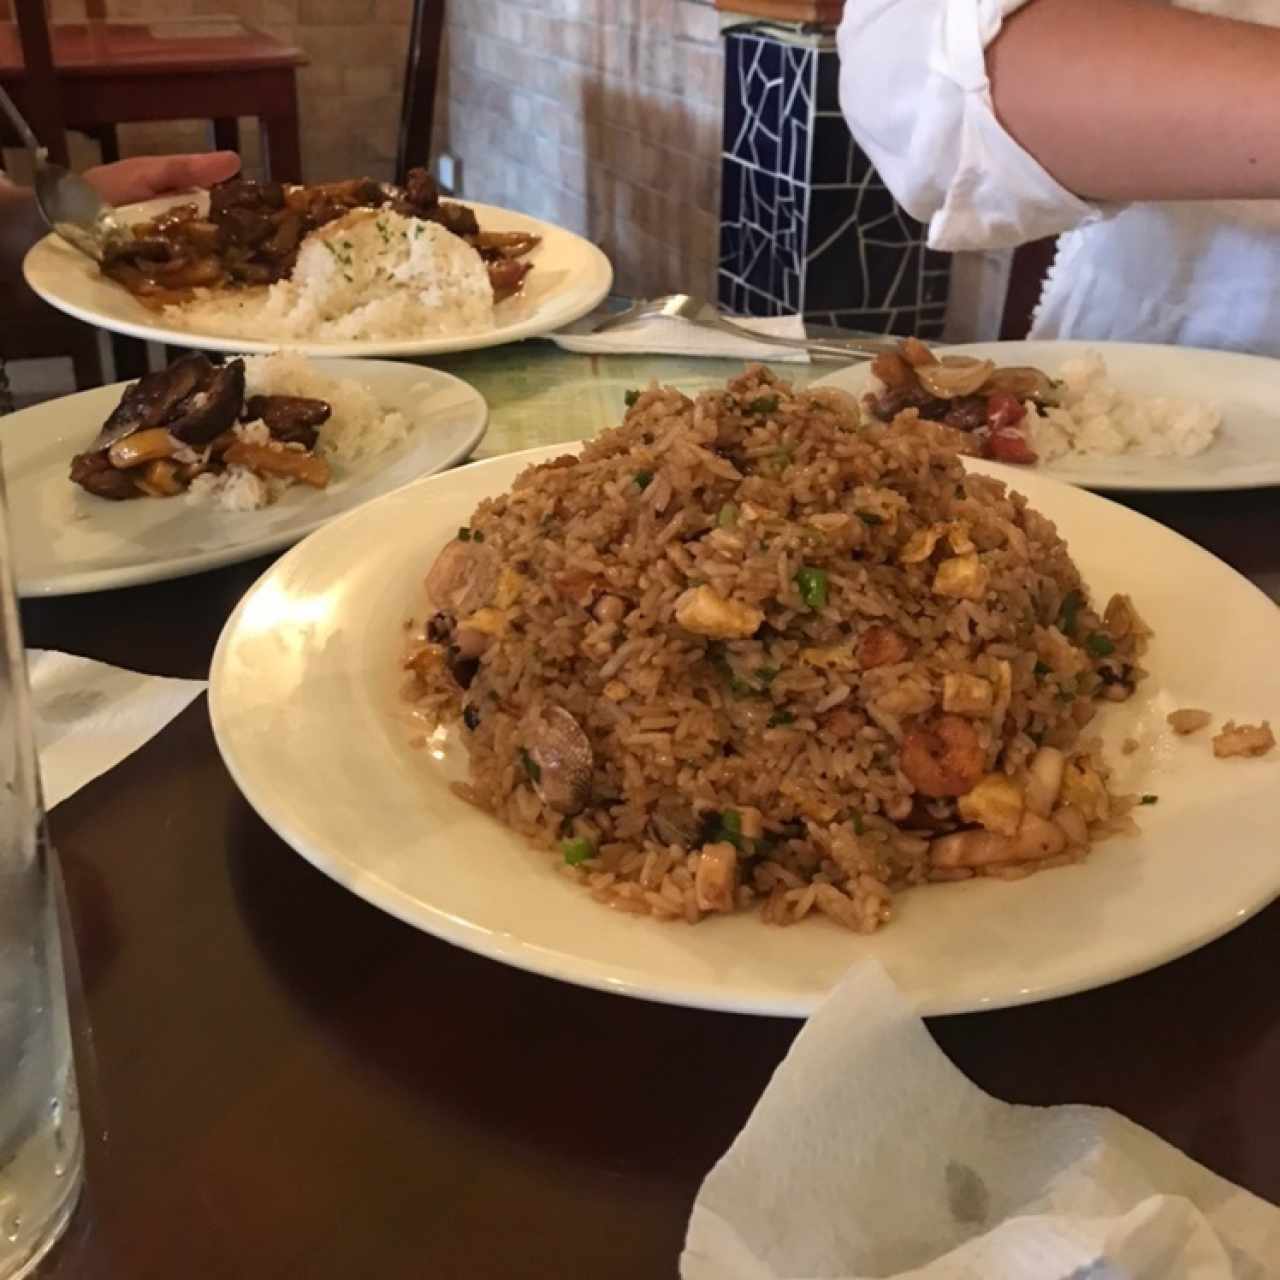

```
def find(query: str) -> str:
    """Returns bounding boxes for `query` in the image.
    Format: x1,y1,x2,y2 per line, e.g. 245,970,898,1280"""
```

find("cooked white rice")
167,210,494,342
186,352,412,511
1028,352,1220,461
240,352,411,463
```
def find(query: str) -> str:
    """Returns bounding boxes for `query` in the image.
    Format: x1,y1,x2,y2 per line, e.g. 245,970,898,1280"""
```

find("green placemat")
419,340,822,460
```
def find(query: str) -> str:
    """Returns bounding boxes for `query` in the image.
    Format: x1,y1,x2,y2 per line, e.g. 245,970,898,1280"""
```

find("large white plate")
24,198,613,357
813,340,1280,492
3,359,487,596
209,445,1280,1017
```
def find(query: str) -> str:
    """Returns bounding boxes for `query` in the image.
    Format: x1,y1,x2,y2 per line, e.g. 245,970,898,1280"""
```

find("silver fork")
589,293,899,361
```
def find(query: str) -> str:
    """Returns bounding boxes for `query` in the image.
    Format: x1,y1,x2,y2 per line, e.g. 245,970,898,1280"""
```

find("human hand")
81,151,242,206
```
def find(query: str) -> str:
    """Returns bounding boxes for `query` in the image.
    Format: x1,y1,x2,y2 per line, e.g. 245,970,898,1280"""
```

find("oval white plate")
813,340,1280,492
24,198,613,358
3,359,487,596
210,444,1280,1017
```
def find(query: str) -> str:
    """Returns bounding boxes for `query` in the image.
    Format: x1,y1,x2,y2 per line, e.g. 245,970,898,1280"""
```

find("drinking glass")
0,468,83,1278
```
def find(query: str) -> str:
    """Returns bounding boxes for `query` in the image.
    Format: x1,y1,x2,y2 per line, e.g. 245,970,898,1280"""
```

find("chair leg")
396,0,445,183
70,333,104,391
0,358,14,417
111,335,148,382
261,112,302,183
94,124,120,165
212,117,241,154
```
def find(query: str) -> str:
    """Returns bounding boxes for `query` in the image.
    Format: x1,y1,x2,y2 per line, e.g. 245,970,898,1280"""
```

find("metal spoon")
0,84,129,262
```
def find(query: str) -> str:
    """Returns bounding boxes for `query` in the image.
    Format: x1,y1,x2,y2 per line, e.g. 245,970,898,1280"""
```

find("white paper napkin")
683,963,1279,1279
552,312,810,363
28,650,206,810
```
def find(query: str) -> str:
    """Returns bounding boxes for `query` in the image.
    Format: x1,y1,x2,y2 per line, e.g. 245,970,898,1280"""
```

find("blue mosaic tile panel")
718,31,950,339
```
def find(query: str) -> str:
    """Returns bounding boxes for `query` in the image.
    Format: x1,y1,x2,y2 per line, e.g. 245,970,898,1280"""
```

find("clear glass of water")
0,470,83,1277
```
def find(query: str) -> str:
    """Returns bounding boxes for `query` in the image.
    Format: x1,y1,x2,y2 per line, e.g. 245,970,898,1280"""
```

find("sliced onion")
916,357,997,400
898,337,938,368
869,351,916,391
982,365,1059,404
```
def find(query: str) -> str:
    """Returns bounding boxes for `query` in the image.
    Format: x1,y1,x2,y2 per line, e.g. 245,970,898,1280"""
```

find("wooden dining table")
20,341,1280,1278
0,17,304,182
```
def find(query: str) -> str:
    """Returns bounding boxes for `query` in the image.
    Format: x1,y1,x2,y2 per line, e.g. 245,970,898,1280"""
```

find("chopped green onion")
472,529,485,543
457,526,472,542
561,836,595,865
1056,683,1076,703
1084,631,1115,658
746,395,779,416
1139,794,1159,806
633,471,654,491
717,502,739,528
711,650,768,701
1059,589,1083,636
518,748,541,783
1033,660,1050,677
795,566,828,609
710,810,750,852
857,510,884,526
851,812,865,836
767,710,795,728
624,389,640,408
711,649,763,697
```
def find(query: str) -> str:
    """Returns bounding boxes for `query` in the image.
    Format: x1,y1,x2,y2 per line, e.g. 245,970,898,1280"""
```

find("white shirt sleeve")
836,0,1108,251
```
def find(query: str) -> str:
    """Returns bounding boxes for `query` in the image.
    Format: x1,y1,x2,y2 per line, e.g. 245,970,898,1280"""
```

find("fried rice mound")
404,367,1150,932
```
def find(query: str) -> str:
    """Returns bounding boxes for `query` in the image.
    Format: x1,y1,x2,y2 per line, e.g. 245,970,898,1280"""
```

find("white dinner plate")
3,359,487,596
24,197,613,357
210,444,1280,1017
813,340,1280,492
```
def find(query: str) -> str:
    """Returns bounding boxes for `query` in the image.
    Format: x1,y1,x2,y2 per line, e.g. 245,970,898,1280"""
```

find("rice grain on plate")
168,211,494,343
1029,352,1219,461
405,368,1152,932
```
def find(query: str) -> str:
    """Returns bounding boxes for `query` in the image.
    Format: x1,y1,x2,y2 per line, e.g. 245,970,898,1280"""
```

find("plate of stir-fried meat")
0,354,488,596
23,168,613,357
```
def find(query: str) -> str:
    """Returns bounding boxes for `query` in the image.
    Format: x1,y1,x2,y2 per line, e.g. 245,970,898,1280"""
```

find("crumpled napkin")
29,650,206,809
552,312,810,363
683,963,1279,1279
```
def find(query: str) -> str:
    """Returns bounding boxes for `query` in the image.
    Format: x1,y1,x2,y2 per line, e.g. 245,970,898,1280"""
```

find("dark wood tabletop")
22,482,1280,1279
0,19,304,77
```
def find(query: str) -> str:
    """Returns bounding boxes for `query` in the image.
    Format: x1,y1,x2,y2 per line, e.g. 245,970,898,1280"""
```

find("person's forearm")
0,179,47,286
989,0,1280,202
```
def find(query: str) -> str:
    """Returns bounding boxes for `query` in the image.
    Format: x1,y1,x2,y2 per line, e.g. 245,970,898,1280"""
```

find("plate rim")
811,338,1280,494
23,198,614,357
3,358,490,597
209,443,1280,1018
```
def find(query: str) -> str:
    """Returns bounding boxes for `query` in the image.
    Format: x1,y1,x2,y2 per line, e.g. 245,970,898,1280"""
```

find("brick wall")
438,0,724,298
